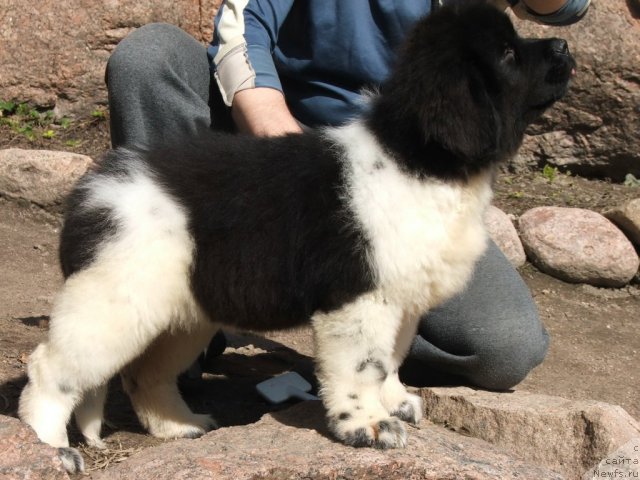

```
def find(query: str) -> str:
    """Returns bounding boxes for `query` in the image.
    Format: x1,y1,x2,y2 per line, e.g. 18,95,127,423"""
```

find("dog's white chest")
333,123,493,315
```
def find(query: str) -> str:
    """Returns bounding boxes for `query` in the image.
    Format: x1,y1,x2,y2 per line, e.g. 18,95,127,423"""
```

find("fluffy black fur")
367,2,575,180
62,133,376,330
59,1,575,330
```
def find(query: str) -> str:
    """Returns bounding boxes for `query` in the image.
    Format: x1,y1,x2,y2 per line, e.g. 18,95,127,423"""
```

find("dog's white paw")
84,436,107,450
330,413,408,449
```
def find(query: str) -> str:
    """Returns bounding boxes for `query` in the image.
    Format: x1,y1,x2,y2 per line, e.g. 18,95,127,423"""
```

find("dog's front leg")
380,313,423,425
312,293,409,449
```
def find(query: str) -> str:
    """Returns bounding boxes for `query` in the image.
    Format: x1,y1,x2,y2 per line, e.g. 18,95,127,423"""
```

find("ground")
0,112,638,472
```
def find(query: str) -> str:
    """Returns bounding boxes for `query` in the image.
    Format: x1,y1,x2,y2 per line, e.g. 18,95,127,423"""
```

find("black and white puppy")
20,2,575,471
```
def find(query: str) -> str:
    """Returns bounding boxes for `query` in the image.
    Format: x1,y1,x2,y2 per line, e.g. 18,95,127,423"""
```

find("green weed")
542,164,558,183
91,108,106,119
0,100,75,140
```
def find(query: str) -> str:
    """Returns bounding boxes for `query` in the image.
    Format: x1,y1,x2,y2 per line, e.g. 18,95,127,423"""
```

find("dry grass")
79,440,144,472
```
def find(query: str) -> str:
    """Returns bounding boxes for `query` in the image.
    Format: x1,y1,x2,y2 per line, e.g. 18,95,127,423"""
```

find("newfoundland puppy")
20,1,575,472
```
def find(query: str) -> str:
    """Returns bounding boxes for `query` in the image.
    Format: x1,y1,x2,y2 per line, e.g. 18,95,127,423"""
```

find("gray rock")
0,414,69,480
485,205,526,267
510,1,640,181
422,387,640,480
604,198,640,247
89,401,564,480
0,149,92,210
519,206,639,287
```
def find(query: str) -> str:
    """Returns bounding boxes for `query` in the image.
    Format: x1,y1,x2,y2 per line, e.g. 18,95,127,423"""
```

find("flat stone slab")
422,387,640,480
89,401,563,480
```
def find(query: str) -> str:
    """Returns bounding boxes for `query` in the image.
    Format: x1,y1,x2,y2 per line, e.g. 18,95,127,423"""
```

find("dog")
19,1,575,472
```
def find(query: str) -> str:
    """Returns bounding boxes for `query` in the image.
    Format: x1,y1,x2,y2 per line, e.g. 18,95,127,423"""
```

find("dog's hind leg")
74,383,108,449
380,315,423,425
18,341,82,449
121,318,219,439
313,293,409,449
19,251,196,464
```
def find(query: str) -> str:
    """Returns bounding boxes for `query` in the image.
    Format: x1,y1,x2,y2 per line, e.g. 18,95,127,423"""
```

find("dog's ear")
370,43,502,163
416,61,502,159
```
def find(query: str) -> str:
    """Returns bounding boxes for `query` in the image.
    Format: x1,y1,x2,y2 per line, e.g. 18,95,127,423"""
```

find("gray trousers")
106,23,549,391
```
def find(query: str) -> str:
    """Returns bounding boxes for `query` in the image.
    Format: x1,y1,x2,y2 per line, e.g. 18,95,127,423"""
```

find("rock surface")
582,437,640,480
422,387,640,480
0,149,92,210
605,198,640,247
519,206,639,287
0,0,221,116
512,1,640,180
485,205,526,267
0,414,69,480
88,400,563,480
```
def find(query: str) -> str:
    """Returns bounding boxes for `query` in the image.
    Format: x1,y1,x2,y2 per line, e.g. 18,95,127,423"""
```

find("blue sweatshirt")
208,0,590,128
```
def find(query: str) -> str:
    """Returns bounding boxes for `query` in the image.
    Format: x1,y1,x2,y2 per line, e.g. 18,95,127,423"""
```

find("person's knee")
467,326,550,391
106,23,186,85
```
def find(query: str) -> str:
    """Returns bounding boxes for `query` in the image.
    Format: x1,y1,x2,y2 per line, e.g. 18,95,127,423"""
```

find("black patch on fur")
390,401,417,424
348,393,358,400
356,358,387,379
58,383,73,394
135,131,376,330
59,204,118,279
58,447,85,474
58,154,126,278
377,420,393,433
366,2,575,182
343,427,372,448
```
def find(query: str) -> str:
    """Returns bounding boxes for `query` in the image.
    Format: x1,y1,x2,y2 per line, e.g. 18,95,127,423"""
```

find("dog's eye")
502,45,516,63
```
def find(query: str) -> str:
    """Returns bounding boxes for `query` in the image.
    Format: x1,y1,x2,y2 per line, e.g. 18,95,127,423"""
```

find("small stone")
485,205,526,267
604,198,640,246
519,207,639,287
0,149,92,210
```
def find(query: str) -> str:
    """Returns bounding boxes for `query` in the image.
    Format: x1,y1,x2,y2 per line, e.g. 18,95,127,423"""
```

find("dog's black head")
366,1,576,180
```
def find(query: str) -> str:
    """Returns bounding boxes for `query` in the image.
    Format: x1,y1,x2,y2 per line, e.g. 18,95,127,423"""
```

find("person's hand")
231,88,303,137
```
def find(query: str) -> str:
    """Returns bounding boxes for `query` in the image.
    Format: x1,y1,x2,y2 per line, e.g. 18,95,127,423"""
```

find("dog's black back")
61,133,375,330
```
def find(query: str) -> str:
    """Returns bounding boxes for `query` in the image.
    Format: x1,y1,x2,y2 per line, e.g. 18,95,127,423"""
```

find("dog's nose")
549,38,569,56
